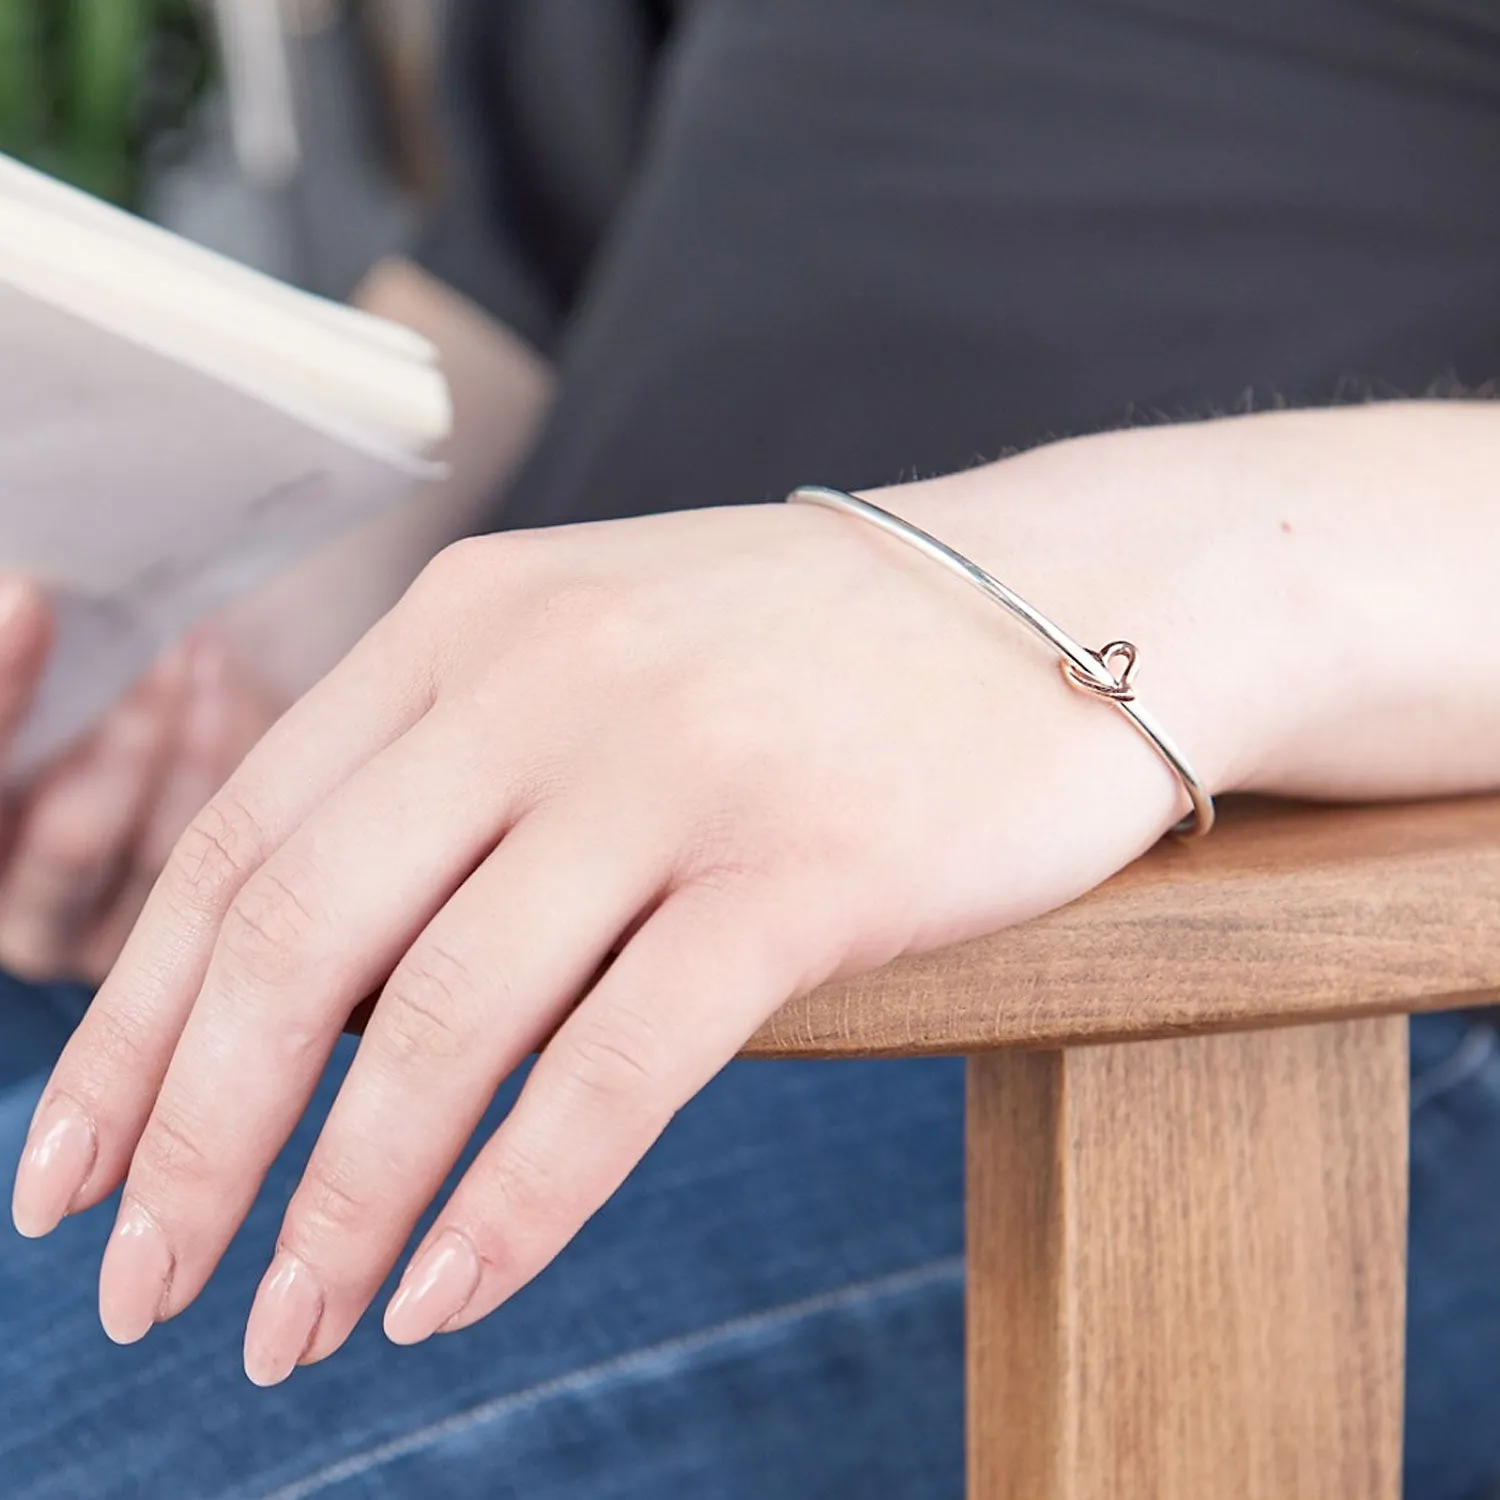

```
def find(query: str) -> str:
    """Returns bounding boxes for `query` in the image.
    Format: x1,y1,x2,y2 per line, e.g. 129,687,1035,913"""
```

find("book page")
0,284,442,776
0,151,436,364
0,190,451,455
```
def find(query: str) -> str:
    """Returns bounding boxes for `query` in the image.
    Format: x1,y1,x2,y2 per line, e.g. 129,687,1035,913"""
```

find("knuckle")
431,533,497,578
167,794,269,919
378,942,486,1063
218,866,323,991
554,1005,667,1107
290,1157,379,1252
480,1141,567,1248
464,1127,625,1287
76,995,155,1081
136,1102,216,1191
411,534,522,609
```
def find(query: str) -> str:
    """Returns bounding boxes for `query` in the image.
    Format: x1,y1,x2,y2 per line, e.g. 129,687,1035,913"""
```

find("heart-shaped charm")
1064,640,1139,701
1097,640,1138,695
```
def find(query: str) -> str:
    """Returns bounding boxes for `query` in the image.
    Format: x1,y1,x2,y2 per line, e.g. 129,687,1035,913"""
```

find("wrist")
882,401,1500,813
875,423,1326,812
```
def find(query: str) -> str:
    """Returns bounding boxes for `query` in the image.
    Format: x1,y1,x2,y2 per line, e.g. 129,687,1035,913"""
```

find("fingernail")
384,1232,480,1346
244,1251,324,1388
99,1202,174,1345
12,1095,97,1238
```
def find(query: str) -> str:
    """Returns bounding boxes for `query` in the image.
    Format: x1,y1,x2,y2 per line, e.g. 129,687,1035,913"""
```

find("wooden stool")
746,796,1500,1499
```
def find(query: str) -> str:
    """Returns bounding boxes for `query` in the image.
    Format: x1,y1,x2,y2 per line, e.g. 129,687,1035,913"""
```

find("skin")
9,395,1499,1384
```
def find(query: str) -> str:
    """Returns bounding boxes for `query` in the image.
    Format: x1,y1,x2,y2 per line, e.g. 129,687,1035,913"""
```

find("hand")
0,587,279,984
12,485,1245,1385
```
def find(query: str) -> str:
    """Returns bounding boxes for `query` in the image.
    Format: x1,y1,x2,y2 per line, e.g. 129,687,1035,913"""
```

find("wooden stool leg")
967,1018,1409,1500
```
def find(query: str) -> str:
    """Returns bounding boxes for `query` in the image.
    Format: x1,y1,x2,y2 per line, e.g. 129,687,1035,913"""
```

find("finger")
0,577,54,749
380,880,831,1348
12,603,439,1241
94,707,536,1344
242,798,668,1384
0,646,189,981
77,637,258,982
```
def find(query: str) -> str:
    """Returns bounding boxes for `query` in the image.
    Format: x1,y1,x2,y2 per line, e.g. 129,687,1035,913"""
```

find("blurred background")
0,0,445,296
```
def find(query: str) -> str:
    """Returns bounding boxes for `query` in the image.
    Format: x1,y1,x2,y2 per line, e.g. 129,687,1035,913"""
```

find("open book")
0,150,451,776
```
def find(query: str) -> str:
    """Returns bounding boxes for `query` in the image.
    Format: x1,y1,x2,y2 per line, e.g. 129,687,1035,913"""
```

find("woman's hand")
11,401,1497,1389
11,473,1258,1387
0,584,278,985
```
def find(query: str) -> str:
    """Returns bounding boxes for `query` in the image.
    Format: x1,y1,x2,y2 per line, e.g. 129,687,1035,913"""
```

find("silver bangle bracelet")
788,485,1215,838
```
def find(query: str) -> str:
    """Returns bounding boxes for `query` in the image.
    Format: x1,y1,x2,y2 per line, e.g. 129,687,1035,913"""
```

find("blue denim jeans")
0,981,1497,1500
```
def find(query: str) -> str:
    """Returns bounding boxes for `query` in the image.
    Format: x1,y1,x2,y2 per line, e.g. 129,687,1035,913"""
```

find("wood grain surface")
967,1019,1408,1499
747,795,1500,1057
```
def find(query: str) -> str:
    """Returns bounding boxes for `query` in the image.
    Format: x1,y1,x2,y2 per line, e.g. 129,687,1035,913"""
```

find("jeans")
0,980,1497,1500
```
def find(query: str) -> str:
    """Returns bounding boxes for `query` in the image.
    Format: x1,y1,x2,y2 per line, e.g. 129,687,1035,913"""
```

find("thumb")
0,578,53,747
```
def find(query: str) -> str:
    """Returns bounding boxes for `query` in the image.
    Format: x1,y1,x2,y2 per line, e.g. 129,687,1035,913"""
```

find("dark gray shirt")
416,0,1500,531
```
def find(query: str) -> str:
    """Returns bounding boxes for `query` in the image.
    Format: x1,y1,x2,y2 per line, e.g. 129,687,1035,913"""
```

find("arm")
14,400,1496,1377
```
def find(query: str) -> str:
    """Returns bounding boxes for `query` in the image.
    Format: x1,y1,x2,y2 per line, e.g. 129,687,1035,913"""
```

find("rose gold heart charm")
1062,640,1139,701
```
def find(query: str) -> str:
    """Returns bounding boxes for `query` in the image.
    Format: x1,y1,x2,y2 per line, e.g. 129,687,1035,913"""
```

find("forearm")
219,258,554,702
889,402,1500,813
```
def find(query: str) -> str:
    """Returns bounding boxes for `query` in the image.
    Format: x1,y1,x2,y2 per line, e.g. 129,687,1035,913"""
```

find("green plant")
0,0,212,205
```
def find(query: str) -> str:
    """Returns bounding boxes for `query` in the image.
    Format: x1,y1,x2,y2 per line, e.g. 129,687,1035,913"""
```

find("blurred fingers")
0,645,189,981
0,577,53,750
77,636,268,982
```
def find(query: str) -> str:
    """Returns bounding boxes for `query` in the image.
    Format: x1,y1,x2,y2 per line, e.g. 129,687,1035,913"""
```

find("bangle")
788,485,1215,838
